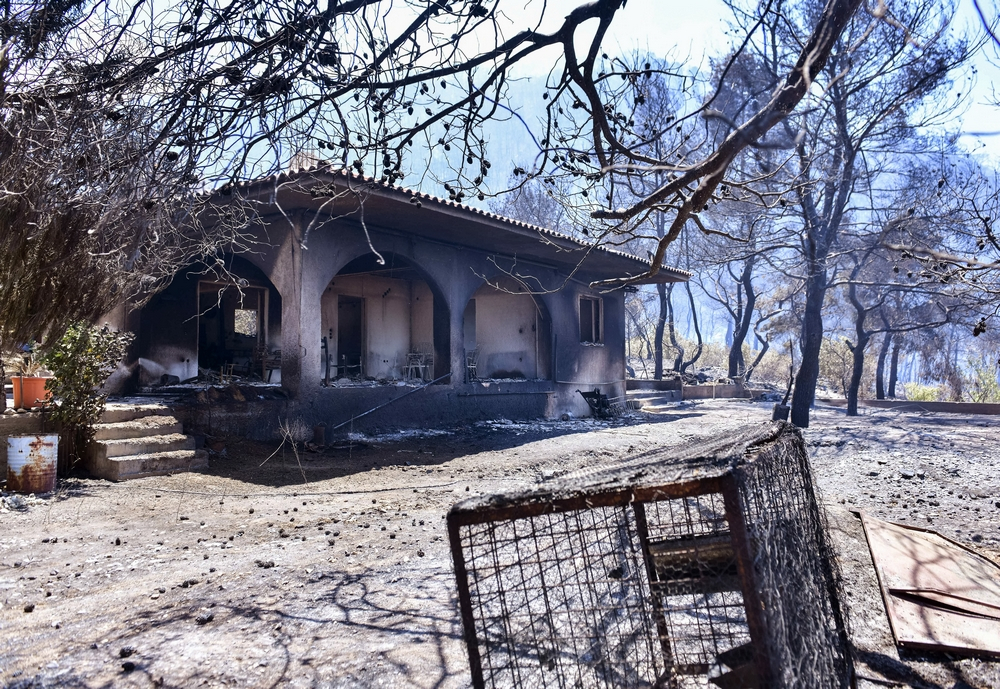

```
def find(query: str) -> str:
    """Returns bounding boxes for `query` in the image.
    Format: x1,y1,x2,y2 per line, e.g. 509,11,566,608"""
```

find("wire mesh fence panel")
448,422,853,689
640,496,753,682
733,431,854,688
457,505,664,688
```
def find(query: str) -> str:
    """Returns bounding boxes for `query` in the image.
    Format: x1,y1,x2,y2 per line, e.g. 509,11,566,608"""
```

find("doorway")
337,295,364,377
198,284,267,373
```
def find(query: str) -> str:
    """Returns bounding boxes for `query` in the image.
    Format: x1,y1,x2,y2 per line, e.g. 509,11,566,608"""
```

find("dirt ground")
2,399,999,688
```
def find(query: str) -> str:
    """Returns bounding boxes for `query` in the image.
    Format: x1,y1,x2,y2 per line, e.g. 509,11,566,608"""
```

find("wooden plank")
860,512,1000,657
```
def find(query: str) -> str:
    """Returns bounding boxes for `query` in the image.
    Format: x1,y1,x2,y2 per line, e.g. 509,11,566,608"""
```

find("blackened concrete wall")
176,381,555,440
471,280,547,380
135,271,200,385
132,256,282,387
548,284,627,418
133,207,632,424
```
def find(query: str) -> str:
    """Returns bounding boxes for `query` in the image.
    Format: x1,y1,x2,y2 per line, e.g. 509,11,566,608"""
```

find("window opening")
234,309,258,337
581,296,602,343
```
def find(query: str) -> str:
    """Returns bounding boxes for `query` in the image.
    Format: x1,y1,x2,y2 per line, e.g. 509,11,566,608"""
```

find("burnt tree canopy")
1,0,876,354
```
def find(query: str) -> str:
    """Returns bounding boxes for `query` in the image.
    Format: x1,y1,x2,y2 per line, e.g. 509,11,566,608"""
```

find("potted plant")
41,324,133,471
8,344,52,410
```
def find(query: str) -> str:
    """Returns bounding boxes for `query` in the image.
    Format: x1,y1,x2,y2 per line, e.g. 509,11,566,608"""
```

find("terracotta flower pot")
12,376,51,409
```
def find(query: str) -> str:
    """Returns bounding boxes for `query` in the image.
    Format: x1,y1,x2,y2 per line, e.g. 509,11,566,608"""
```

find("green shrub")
965,354,1000,403
902,383,940,402
42,324,133,465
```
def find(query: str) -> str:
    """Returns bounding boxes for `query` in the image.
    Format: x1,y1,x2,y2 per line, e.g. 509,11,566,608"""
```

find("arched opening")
196,256,282,380
135,255,282,387
464,277,552,380
321,253,450,383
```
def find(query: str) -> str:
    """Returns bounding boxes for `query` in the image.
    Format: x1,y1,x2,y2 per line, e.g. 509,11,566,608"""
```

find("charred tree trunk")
788,67,858,426
680,281,703,372
626,304,654,378
875,330,892,400
846,332,870,417
744,336,770,384
728,284,744,377
666,283,683,371
791,268,827,427
845,273,872,416
728,256,757,378
654,282,667,380
888,341,900,398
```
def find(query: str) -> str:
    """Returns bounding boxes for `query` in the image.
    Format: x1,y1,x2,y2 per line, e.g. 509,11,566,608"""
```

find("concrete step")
88,449,209,482
100,403,172,424
93,433,195,460
93,415,183,441
626,390,682,408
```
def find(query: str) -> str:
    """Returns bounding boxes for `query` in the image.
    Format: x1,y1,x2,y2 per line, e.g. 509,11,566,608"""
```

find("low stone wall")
819,398,1000,416
172,398,290,441
626,379,682,392
0,412,47,478
635,390,682,403
627,379,763,401
681,384,755,400
172,380,558,440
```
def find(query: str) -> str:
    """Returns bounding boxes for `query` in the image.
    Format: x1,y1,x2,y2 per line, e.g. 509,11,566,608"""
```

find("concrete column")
449,267,485,385
450,295,466,384
276,228,303,398
270,213,321,400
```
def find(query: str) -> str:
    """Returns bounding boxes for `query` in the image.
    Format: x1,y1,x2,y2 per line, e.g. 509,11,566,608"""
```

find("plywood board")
860,513,1000,657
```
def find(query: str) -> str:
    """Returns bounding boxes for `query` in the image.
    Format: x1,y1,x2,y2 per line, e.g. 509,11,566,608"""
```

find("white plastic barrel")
6,434,58,493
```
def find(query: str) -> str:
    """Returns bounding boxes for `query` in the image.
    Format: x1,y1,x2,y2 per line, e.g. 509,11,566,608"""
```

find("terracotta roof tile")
218,164,691,280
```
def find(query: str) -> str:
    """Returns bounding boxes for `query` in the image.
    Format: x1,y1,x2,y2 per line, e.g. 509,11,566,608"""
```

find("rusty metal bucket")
6,434,58,493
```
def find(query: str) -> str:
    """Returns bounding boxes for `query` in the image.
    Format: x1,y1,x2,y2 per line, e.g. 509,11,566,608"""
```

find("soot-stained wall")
132,258,282,388
320,273,434,380
469,277,552,381
135,271,199,386
128,180,673,424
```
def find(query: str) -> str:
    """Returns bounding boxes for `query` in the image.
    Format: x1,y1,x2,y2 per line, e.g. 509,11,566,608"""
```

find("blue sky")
493,0,1000,162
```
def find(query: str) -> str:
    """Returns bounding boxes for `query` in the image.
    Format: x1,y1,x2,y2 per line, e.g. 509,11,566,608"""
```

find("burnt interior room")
196,257,282,378
321,253,450,382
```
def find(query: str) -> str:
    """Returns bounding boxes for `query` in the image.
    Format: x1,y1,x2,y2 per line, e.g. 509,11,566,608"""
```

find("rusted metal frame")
719,473,773,687
894,638,1000,658
448,476,728,529
632,501,675,677
861,511,1000,663
447,516,486,689
448,476,731,688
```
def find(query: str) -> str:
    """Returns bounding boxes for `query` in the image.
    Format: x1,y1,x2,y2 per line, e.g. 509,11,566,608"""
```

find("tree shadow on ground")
195,410,707,489
5,566,467,689
853,646,986,689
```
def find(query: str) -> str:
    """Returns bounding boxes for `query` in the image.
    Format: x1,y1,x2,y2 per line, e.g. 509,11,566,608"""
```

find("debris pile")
0,491,47,512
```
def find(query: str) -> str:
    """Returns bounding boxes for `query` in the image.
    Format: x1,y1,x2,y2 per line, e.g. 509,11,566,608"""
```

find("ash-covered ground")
1,400,998,688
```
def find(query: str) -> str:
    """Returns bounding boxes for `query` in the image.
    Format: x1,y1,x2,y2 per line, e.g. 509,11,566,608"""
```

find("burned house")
128,168,688,433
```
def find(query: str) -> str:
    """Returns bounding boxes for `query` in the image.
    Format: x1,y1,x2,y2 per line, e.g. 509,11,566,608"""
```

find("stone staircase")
86,403,208,481
626,389,682,413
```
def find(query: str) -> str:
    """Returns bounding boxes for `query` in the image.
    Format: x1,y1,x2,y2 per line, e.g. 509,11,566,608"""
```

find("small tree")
42,324,134,472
